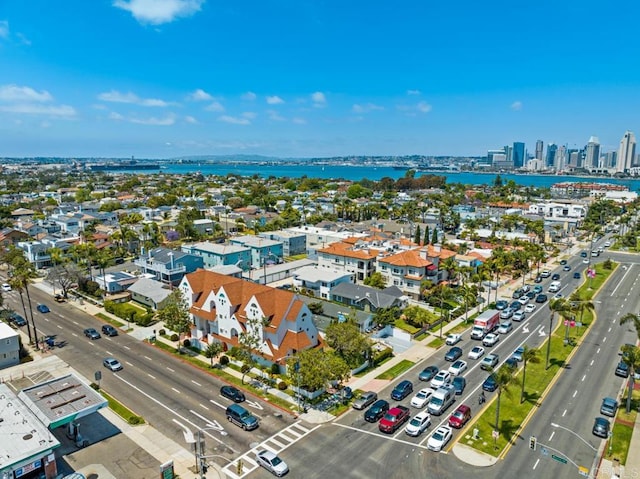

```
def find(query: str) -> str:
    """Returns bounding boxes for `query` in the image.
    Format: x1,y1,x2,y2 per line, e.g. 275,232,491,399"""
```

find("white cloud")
0,21,9,39
0,103,76,117
218,115,250,125
267,110,285,121
0,84,53,103
205,100,224,112
109,112,124,120
416,101,432,113
352,103,384,113
16,33,31,46
113,0,205,25
292,117,307,125
511,100,523,111
407,89,421,95
241,91,257,101
266,95,284,105
98,90,170,107
129,113,176,125
311,91,326,107
184,115,198,124
187,89,212,101
242,111,256,119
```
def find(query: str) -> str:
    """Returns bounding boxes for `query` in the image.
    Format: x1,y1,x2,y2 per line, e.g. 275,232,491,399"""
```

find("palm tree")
12,260,40,350
8,274,32,343
546,298,571,369
520,346,540,403
431,284,455,338
621,344,640,413
492,365,514,435
620,313,640,341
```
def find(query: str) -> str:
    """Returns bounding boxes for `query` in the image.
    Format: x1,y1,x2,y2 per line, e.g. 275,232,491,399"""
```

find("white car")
427,425,453,452
430,371,451,389
518,295,529,305
512,311,526,322
524,303,536,313
541,270,551,278
468,346,485,360
497,321,513,334
604,241,611,247
410,388,433,408
482,333,500,347
445,333,461,346
405,411,431,437
448,360,467,376
255,450,289,477
1,283,10,292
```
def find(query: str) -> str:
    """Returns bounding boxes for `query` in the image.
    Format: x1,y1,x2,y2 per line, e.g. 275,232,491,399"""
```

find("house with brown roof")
377,248,436,299
316,239,379,282
179,270,320,366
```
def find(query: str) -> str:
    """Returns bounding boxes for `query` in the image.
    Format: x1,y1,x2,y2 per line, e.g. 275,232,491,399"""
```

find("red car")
379,406,410,433
448,404,472,429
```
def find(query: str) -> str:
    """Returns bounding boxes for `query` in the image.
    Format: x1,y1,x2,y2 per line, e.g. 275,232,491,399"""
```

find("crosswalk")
222,421,320,478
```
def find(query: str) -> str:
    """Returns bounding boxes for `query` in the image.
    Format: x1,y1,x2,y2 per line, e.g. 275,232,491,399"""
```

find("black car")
600,397,618,417
560,259,567,265
444,347,463,362
482,375,498,392
391,380,413,401
535,294,548,303
592,417,610,438
101,325,118,337
221,385,246,403
495,300,509,311
452,376,466,395
509,301,522,311
615,361,630,378
419,365,439,381
505,357,518,370
365,399,390,422
10,313,27,327
551,273,560,281
573,272,581,279
534,275,543,283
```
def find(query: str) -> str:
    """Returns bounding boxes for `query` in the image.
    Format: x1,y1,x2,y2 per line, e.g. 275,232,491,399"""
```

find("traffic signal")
529,436,537,451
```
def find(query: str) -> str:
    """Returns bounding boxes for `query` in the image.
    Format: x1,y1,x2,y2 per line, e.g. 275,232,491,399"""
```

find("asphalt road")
2,284,298,466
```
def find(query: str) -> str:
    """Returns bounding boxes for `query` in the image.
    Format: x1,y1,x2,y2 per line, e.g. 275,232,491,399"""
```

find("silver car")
352,391,377,410
256,449,289,476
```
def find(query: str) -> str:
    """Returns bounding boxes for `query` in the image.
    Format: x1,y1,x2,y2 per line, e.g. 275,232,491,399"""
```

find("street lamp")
550,422,597,452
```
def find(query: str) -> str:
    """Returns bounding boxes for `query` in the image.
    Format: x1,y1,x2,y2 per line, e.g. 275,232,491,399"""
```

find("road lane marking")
549,431,555,441
608,327,612,332
590,360,594,366
106,350,113,355
166,367,175,372
210,399,227,410
126,362,133,366
147,374,156,379
56,324,62,329
171,387,180,394
533,458,540,470
582,375,586,382
572,390,577,398
124,346,130,350
189,410,224,432
597,348,601,354
246,400,264,410
562,409,567,417
611,264,634,296
72,321,79,325
144,355,152,361
603,337,607,343
332,422,430,450
199,403,209,410
191,380,201,387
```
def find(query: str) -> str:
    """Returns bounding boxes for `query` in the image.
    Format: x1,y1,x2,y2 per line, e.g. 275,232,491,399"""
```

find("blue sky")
1,0,640,159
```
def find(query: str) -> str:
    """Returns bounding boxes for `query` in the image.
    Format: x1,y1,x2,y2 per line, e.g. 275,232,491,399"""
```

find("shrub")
219,355,229,366
228,346,240,359
183,339,191,348
241,364,251,374
170,333,179,342
372,347,394,366
270,363,281,376
159,328,166,336
128,416,143,425
278,381,288,390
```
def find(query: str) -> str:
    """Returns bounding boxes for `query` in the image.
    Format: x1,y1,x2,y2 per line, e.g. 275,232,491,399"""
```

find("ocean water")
121,162,640,190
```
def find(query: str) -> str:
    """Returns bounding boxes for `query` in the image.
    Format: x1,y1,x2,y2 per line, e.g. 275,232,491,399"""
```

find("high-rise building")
512,142,525,168
584,136,601,170
604,151,617,169
487,148,505,165
535,140,544,160
546,143,557,168
617,131,636,173
566,149,579,167
556,145,567,171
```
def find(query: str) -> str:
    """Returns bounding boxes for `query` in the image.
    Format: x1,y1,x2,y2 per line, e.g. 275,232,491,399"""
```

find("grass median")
465,262,616,457
375,359,415,380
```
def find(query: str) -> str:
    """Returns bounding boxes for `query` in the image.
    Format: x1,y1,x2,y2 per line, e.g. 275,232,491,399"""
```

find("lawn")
100,389,144,425
375,359,415,380
394,317,421,334
465,262,617,457
606,390,640,464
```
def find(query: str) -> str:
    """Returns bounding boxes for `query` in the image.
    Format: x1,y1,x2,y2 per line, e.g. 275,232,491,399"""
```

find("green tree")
491,365,514,434
431,227,438,245
325,320,371,368
10,256,40,349
288,348,349,393
621,345,640,413
520,346,540,403
620,312,640,341
237,315,269,384
204,341,223,367
414,225,422,245
363,271,386,289
157,289,191,353
423,225,430,246
373,307,400,328
546,298,572,369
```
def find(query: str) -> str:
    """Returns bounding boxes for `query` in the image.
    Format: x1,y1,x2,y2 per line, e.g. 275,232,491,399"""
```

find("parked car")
427,425,453,451
468,346,485,360
445,333,461,346
497,321,513,334
615,361,630,378
101,324,118,337
103,357,123,372
444,347,463,362
448,360,467,377
36,304,50,313
379,406,411,433
481,354,499,370
524,303,536,313
535,294,548,303
391,380,413,401
221,385,246,403
518,295,530,305
419,365,439,382
83,328,101,340
500,308,514,320
452,376,466,395
1,283,11,292
482,333,500,347
512,311,526,322
512,346,525,362
541,270,551,278
509,301,522,311
448,404,472,428
604,241,611,247
10,313,27,327
482,375,498,392
405,411,431,437
353,391,378,410
430,371,452,389
532,285,543,294
505,357,518,369
411,388,434,409
364,400,389,422
551,273,561,280
600,397,618,417
534,275,543,283
495,300,509,310
592,417,610,438
255,449,289,476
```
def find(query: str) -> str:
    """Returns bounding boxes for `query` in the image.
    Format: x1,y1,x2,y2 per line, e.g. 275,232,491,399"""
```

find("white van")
427,385,455,416
548,281,561,293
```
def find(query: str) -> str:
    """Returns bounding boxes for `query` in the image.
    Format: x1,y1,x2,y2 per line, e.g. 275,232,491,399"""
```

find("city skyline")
2,1,640,159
